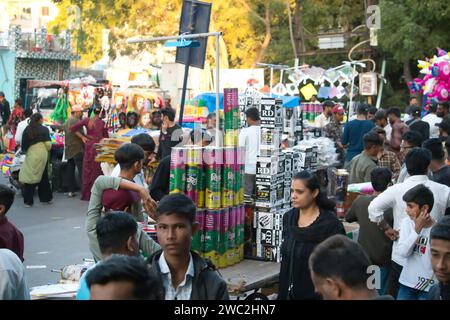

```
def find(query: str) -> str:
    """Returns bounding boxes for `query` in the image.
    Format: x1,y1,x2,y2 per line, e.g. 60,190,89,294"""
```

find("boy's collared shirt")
159,252,194,300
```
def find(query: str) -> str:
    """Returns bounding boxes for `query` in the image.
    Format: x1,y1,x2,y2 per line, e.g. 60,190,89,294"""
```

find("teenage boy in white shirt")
397,184,436,300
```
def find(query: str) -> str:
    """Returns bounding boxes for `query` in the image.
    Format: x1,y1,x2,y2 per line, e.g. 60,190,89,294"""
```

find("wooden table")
219,259,280,295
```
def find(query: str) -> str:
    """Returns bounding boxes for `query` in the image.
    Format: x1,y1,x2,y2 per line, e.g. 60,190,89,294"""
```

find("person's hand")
138,187,157,220
384,228,399,241
415,210,433,234
81,136,89,144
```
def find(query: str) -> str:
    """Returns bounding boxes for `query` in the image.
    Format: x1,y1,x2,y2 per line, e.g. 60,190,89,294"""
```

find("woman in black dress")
279,170,346,300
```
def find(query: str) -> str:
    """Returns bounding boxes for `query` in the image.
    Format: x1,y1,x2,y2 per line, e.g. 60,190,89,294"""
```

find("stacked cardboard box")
252,98,287,262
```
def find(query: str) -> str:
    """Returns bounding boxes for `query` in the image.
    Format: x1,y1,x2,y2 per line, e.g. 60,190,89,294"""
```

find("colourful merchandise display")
169,145,245,268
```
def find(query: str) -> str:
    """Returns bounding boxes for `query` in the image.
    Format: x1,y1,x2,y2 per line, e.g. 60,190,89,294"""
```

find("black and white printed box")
255,182,278,206
256,156,279,176
256,229,283,247
253,211,284,230
259,98,283,129
260,128,282,148
256,243,282,263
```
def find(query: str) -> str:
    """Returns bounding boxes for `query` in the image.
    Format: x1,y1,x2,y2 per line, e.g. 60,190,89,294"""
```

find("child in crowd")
147,193,230,300
0,184,24,262
397,184,436,300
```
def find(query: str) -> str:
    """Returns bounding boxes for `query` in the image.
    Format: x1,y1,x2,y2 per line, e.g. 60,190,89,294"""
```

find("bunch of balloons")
409,48,450,103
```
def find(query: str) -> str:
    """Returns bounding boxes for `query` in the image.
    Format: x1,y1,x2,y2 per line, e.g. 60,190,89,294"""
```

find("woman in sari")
71,105,108,201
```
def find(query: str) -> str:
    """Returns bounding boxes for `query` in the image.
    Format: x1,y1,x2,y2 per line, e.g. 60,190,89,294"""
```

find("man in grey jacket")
147,193,229,300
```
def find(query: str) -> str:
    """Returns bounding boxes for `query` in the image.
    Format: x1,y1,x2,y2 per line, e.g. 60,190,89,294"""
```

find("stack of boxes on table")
245,98,319,262
169,89,246,269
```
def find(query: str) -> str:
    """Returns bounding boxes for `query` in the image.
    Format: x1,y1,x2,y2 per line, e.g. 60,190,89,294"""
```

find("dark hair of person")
428,103,438,113
161,108,176,122
308,235,372,289
368,106,378,115
292,171,335,211
0,92,5,97
363,131,383,149
14,98,23,108
0,184,15,214
439,101,450,111
422,138,445,162
404,147,432,176
96,211,137,255
402,130,424,148
371,126,386,136
27,112,44,140
206,113,216,120
356,104,369,115
156,193,197,224
409,96,417,102
402,184,434,213
430,216,450,241
409,106,421,118
24,108,33,118
245,107,260,121
322,100,335,109
85,255,163,300
131,133,155,153
370,167,392,192
151,110,161,116
386,107,401,118
190,128,212,145
114,143,145,170
374,109,387,122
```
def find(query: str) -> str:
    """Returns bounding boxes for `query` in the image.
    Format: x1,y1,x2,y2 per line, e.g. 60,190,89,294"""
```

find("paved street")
1,176,91,288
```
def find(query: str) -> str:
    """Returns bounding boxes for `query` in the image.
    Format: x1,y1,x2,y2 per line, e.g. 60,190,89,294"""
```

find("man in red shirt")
0,184,24,262
386,107,409,160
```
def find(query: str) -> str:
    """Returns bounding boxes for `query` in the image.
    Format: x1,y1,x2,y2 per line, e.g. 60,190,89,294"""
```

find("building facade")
0,25,79,105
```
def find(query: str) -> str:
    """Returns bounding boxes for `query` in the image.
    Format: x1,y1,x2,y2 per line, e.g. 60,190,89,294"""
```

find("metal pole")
215,33,220,147
348,63,357,120
375,59,386,109
127,32,223,44
270,67,273,97
177,2,197,126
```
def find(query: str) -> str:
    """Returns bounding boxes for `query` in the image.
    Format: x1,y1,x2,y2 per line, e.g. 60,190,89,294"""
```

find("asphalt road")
2,175,91,288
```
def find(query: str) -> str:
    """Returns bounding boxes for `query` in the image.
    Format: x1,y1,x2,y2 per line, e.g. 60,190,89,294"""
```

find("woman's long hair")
292,170,335,211
27,112,43,140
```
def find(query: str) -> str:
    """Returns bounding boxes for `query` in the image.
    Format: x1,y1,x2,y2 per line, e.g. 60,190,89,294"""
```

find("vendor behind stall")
156,108,182,160
150,129,211,202
239,107,261,198
323,105,345,166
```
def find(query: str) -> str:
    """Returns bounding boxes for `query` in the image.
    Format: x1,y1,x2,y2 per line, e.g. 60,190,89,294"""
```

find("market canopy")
194,92,300,113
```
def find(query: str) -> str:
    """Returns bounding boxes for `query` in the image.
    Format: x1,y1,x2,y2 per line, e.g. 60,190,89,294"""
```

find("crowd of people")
0,92,450,301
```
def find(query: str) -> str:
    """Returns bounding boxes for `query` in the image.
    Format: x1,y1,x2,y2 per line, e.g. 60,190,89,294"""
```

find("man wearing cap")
64,105,87,198
405,106,430,141
323,104,345,165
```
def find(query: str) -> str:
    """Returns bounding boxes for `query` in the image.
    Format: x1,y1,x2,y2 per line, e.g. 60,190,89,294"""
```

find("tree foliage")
49,0,450,106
